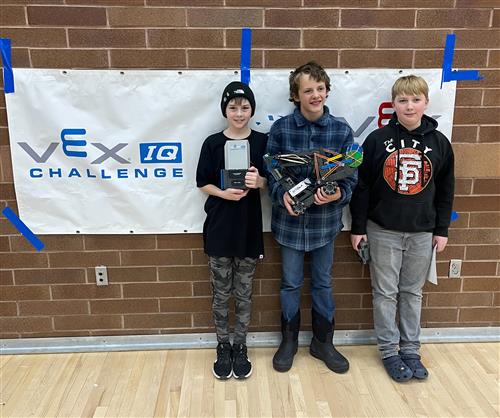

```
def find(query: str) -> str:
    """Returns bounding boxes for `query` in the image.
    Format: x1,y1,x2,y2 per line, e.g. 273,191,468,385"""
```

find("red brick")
473,178,500,195
454,196,500,212
54,314,122,330
265,50,338,69
428,292,493,307
90,298,159,314
96,266,157,283
188,49,263,68
494,9,500,27
0,6,26,26
381,0,454,5
158,266,209,281
187,8,263,27
334,278,371,293
469,212,500,227
415,50,488,69
11,235,83,252
227,28,300,48
121,249,190,266
336,294,362,309
421,308,458,322
123,282,191,298
51,284,121,299
110,49,186,69
340,50,413,68
30,49,109,69
123,313,191,329
0,28,66,47
461,261,498,276
0,219,20,235
455,178,473,195
479,126,499,143
259,279,280,295
493,293,500,306
378,30,448,49
307,0,376,5
159,297,211,312
15,268,86,285
252,295,280,311
0,270,14,286
0,317,52,333
0,128,10,146
69,29,146,48
0,253,48,268
456,0,500,7
417,9,491,28
460,70,500,88
304,30,375,48
157,234,203,249
454,89,483,107
335,308,373,324
459,307,499,322
2,0,63,3
448,228,500,244
0,183,15,200
448,212,469,228
227,0,300,5
68,0,145,4
488,51,500,68
0,301,16,316
84,235,155,250
483,89,500,106
10,48,30,67
148,0,222,4
1,285,50,300
108,7,185,27
454,107,499,125
0,109,6,127
0,147,13,182
266,8,339,28
191,249,208,265
19,300,88,315
192,281,210,296
27,6,106,26
148,29,223,48
48,251,120,268
463,277,499,291
466,245,500,260
341,9,414,28
0,236,10,252
437,245,466,261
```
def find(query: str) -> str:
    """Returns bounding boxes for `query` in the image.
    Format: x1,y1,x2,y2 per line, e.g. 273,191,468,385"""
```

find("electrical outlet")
449,259,462,278
95,266,108,286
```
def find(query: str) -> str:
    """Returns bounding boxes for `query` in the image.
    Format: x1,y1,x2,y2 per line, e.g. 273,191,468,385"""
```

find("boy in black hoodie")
349,75,454,382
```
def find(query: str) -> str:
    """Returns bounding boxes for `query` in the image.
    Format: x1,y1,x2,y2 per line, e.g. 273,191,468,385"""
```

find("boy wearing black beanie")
196,81,267,380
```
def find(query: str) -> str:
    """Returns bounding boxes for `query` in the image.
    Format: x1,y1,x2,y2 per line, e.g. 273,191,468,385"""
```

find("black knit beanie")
220,81,256,117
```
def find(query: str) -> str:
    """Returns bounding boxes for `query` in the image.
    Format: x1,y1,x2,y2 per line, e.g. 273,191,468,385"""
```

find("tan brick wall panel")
1,2,498,337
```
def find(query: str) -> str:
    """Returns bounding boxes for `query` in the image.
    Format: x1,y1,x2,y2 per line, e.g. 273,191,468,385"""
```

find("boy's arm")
349,133,375,235
265,124,287,207
433,139,455,238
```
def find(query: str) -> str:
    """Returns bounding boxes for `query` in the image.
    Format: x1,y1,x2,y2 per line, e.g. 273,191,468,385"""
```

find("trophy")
220,140,250,190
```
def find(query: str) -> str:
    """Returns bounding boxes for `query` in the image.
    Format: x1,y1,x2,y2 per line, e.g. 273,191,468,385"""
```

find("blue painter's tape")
441,34,483,88
240,28,252,85
2,207,44,251
0,38,14,93
451,211,459,222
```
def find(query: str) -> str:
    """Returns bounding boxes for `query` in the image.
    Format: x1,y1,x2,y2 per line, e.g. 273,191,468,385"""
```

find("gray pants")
209,256,257,345
367,220,432,359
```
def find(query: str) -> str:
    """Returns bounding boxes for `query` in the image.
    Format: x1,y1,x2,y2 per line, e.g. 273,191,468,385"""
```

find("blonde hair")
392,75,429,102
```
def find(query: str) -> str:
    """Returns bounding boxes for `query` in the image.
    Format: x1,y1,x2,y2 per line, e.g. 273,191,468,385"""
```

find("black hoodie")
350,113,455,237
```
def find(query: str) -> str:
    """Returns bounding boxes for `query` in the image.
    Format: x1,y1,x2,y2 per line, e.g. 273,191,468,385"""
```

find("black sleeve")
196,138,215,188
433,137,455,237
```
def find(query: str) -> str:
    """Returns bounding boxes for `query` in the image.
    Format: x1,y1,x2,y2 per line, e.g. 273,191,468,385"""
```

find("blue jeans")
280,241,335,322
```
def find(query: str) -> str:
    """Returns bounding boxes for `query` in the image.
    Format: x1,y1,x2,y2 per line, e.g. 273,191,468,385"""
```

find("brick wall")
0,0,499,339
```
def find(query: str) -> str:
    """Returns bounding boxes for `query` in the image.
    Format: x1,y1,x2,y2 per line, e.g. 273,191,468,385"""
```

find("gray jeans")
366,220,432,359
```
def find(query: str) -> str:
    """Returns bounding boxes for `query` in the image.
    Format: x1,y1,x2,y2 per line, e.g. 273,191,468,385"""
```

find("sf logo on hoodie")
383,148,432,194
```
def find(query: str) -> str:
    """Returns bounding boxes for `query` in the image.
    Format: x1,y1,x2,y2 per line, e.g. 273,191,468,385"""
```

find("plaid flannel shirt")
265,106,357,251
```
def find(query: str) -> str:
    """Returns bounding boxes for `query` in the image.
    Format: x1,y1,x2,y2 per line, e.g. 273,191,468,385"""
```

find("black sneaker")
232,343,252,379
213,342,232,379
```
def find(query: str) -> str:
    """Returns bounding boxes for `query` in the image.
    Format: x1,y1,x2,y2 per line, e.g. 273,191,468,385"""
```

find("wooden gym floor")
1,342,498,418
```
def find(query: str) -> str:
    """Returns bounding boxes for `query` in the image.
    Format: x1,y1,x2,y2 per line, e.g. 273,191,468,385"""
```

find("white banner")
6,69,456,234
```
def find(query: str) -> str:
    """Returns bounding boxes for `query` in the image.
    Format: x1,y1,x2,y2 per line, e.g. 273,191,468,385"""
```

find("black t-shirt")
196,130,268,258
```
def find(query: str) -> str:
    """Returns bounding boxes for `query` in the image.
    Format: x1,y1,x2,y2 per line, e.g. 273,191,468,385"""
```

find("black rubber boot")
273,311,300,372
309,309,349,374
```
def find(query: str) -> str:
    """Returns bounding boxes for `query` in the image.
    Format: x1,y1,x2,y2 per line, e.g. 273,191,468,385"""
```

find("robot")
264,143,363,215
